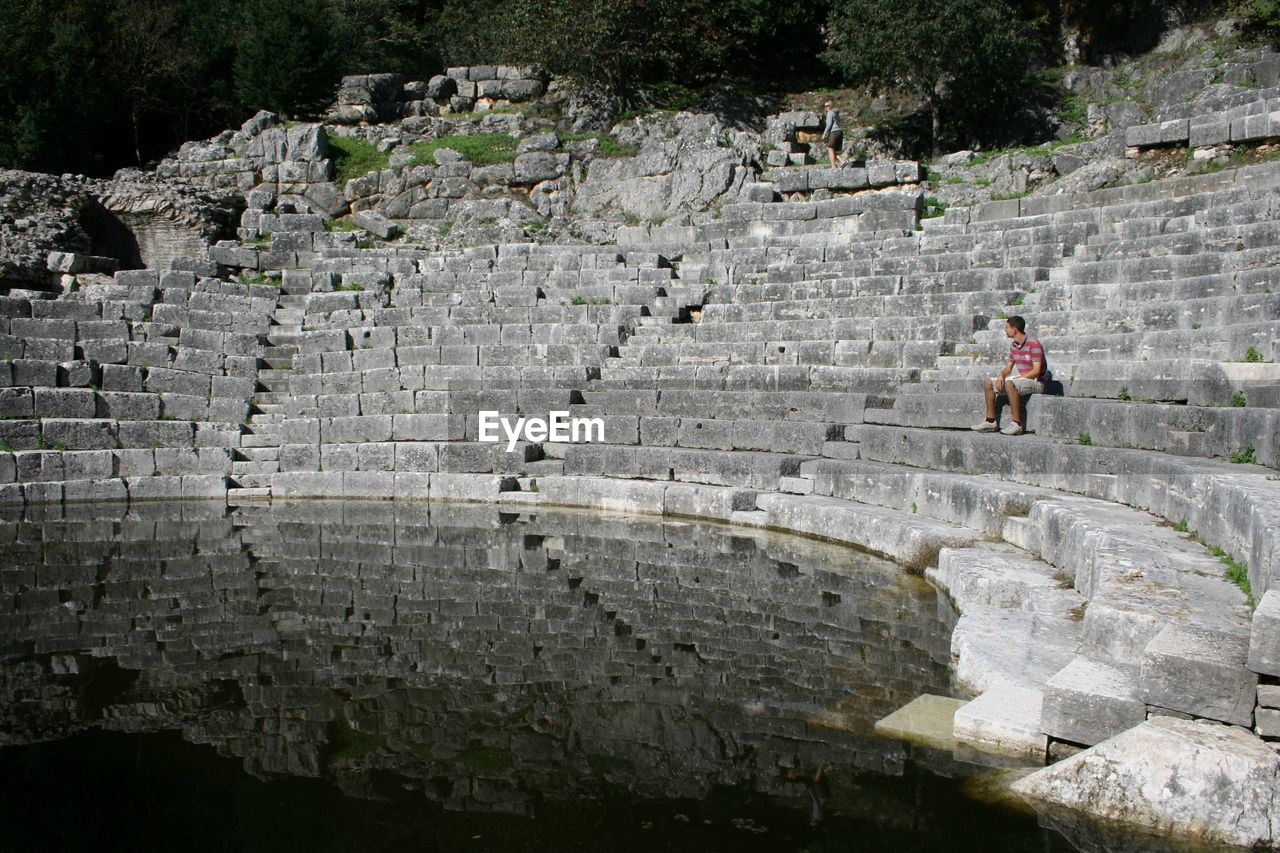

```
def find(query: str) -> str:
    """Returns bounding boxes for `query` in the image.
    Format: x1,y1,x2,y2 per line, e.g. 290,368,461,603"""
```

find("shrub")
1245,346,1263,363
1232,391,1248,407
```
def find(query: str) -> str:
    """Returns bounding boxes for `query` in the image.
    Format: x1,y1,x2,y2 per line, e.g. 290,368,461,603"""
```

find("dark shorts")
825,130,844,150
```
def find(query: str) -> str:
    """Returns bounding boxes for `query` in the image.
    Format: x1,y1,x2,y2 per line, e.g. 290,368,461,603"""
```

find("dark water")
0,500,1175,852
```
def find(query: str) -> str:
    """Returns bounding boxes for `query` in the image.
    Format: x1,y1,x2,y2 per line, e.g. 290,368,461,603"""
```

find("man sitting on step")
972,315,1049,436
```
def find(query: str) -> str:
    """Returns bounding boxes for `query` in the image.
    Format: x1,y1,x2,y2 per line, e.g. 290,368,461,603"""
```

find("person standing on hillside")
972,315,1050,436
820,99,846,167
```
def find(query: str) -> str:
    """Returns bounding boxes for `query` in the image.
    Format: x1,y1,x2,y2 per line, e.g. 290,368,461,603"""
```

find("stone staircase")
229,282,305,501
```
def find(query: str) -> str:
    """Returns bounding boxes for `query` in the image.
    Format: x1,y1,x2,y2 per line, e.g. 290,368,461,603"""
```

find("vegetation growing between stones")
404,133,519,166
1176,521,1256,607
1231,444,1257,464
328,135,390,185
561,132,639,159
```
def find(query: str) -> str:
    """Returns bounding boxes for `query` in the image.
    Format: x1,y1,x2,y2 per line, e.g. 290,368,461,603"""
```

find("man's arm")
993,358,1014,387
1021,358,1044,380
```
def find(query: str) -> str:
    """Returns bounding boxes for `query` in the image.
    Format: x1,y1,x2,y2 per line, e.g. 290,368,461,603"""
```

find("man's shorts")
1005,376,1045,396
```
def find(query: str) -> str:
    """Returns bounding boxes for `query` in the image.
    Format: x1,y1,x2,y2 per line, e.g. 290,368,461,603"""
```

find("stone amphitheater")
3,58,1280,846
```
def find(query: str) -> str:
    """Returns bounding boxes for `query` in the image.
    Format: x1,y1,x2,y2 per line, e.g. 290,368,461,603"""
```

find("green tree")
331,0,440,75
0,0,115,172
234,0,346,115
822,0,1036,156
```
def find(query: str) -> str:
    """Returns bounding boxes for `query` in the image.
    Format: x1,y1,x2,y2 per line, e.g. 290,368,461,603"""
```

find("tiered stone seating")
5,150,1280,768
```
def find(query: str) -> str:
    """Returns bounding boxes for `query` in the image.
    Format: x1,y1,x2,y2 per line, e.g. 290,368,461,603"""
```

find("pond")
0,500,1171,852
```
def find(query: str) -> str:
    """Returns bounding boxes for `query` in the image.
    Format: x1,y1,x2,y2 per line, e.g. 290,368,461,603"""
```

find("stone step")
227,486,272,502
234,447,280,462
231,461,280,476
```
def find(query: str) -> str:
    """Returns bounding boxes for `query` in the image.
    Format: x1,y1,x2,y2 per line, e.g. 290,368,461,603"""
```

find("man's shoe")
972,420,999,432
1000,422,1025,436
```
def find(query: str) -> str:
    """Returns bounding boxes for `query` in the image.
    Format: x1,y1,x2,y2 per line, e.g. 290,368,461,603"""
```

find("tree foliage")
822,0,1037,154
0,0,1239,175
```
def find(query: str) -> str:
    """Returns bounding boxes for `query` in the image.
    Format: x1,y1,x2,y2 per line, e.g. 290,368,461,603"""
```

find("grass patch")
1179,524,1255,607
1117,387,1131,401
325,217,360,232
329,135,389,185
1245,346,1263,363
1077,433,1093,446
335,281,364,292
561,131,638,158
1232,391,1248,407
1231,444,1257,465
243,234,271,246
922,196,948,219
404,133,519,166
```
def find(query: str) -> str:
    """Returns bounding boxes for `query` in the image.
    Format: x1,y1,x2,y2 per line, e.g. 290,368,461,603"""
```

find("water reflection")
0,500,1090,850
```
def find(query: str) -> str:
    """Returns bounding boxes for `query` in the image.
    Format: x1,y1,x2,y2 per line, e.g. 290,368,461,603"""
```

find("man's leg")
1008,386,1024,426
974,378,1001,431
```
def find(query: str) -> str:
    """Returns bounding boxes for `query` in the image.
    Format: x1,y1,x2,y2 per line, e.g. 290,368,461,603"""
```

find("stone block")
125,476,183,501
1141,624,1257,727
181,474,227,498
65,477,126,503
353,210,398,239
1248,590,1280,677
429,473,514,502
1012,717,1280,849
343,470,395,499
953,684,1048,760
1042,657,1147,746
41,419,118,450
34,388,96,419
1124,119,1190,147
392,413,463,441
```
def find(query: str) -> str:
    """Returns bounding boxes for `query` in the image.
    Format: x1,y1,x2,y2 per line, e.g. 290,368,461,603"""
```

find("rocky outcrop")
0,171,96,289
0,169,239,291
1013,716,1280,848
570,113,755,225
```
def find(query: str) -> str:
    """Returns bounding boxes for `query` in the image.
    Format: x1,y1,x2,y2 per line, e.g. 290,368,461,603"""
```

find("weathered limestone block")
1248,590,1280,677
353,211,398,239
1013,717,1280,849
953,684,1047,759
426,74,456,99
1140,624,1257,727
1042,657,1147,746
513,152,569,185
